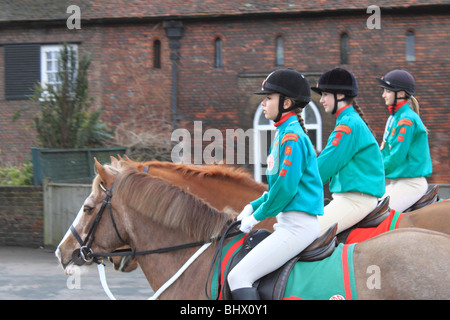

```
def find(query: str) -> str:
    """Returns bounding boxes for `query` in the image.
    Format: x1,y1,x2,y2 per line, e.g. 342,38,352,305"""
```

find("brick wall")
175,12,450,183
0,186,43,247
0,8,449,182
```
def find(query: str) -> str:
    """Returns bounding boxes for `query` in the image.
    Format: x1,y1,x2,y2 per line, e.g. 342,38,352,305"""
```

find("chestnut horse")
56,162,450,299
112,156,449,234
109,156,450,272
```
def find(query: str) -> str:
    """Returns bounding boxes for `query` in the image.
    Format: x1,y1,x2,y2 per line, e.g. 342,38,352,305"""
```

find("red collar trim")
274,112,297,127
334,104,352,118
388,100,408,115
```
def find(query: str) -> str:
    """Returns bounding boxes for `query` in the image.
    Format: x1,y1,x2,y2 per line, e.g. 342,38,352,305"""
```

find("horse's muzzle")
72,246,94,266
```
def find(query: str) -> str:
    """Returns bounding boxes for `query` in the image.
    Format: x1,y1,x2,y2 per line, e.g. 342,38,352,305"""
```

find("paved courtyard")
0,246,153,300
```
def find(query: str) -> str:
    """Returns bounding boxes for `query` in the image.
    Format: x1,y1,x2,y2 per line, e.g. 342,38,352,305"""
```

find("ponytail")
295,108,308,134
287,98,308,134
409,96,420,116
409,95,429,134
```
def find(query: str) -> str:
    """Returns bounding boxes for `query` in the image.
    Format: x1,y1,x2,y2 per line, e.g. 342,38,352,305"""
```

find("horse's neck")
129,216,217,299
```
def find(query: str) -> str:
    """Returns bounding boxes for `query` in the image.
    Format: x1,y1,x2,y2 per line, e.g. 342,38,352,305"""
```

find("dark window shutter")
4,44,40,100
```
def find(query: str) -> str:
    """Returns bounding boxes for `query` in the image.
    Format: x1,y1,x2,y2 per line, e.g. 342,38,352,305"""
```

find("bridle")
70,182,126,265
69,181,239,266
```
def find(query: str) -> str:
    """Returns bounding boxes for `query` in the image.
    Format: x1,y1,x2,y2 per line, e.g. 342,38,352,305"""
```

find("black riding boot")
231,287,260,300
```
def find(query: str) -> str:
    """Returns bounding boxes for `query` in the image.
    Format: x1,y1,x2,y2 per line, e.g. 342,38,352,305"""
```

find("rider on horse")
376,69,433,212
229,68,324,300
311,68,385,235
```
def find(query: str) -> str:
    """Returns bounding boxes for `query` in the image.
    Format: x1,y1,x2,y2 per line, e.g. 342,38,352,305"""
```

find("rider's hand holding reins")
239,214,259,233
237,204,253,221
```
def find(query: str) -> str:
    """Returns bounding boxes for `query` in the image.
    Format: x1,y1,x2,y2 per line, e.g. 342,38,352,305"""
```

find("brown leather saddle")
220,223,338,300
336,196,390,243
404,184,439,212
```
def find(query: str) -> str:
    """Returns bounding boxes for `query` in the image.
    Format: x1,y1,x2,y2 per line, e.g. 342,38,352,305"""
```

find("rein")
93,240,209,260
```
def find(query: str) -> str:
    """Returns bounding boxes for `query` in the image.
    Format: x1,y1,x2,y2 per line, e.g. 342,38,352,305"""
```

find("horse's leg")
397,201,450,234
353,228,450,299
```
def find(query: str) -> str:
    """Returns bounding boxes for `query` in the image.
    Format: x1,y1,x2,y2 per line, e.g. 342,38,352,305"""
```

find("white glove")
237,204,254,221
240,214,259,233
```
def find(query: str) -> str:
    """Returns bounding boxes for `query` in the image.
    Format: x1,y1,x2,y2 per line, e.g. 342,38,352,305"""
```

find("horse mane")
122,158,267,193
112,166,234,242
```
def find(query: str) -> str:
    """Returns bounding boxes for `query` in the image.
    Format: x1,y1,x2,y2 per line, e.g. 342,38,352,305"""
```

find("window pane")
406,31,415,62
215,38,223,68
340,33,349,64
153,40,161,68
303,104,317,124
41,44,77,90
276,36,284,66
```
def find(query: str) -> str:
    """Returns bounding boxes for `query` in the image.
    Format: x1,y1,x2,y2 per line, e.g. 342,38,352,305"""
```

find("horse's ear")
95,157,105,177
94,158,115,187
110,156,119,167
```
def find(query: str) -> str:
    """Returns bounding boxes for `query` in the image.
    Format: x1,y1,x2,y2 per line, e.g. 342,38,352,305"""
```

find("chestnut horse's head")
55,159,127,272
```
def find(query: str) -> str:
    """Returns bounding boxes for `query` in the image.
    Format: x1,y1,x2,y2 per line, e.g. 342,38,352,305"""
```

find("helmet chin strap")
332,93,347,115
392,91,398,114
275,94,286,123
275,95,307,122
389,91,405,115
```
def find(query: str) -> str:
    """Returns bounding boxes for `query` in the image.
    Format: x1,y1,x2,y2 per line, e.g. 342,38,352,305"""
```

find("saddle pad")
346,210,403,244
210,233,247,300
283,243,357,300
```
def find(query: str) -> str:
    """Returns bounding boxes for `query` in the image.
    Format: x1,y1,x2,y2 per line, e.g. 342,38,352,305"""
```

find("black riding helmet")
376,69,415,96
255,68,311,122
311,68,358,114
376,69,415,113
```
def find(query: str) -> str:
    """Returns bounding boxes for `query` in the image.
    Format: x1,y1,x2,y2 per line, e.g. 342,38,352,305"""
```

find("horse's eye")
83,206,94,214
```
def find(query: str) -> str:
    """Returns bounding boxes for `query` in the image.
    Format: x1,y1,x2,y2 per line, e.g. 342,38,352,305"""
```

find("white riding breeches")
227,211,320,291
318,192,378,236
383,177,427,212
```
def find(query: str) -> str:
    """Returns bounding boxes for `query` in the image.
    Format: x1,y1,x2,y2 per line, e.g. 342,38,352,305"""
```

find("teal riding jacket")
381,102,432,179
251,113,324,220
318,105,385,198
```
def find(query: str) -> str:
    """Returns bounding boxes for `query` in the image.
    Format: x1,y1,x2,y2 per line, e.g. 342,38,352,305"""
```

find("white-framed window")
253,102,322,183
40,44,78,88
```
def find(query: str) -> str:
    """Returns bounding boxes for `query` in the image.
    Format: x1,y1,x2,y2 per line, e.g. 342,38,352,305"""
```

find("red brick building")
0,1,449,183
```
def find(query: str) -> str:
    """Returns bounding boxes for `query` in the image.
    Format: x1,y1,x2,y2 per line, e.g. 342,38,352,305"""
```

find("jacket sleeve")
383,118,415,174
252,132,306,221
317,124,356,184
250,191,268,212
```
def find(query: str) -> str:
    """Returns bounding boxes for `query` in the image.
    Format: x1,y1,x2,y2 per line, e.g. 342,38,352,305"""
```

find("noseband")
70,182,126,265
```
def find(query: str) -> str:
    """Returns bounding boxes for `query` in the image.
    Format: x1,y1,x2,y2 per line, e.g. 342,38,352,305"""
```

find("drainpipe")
163,20,184,130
